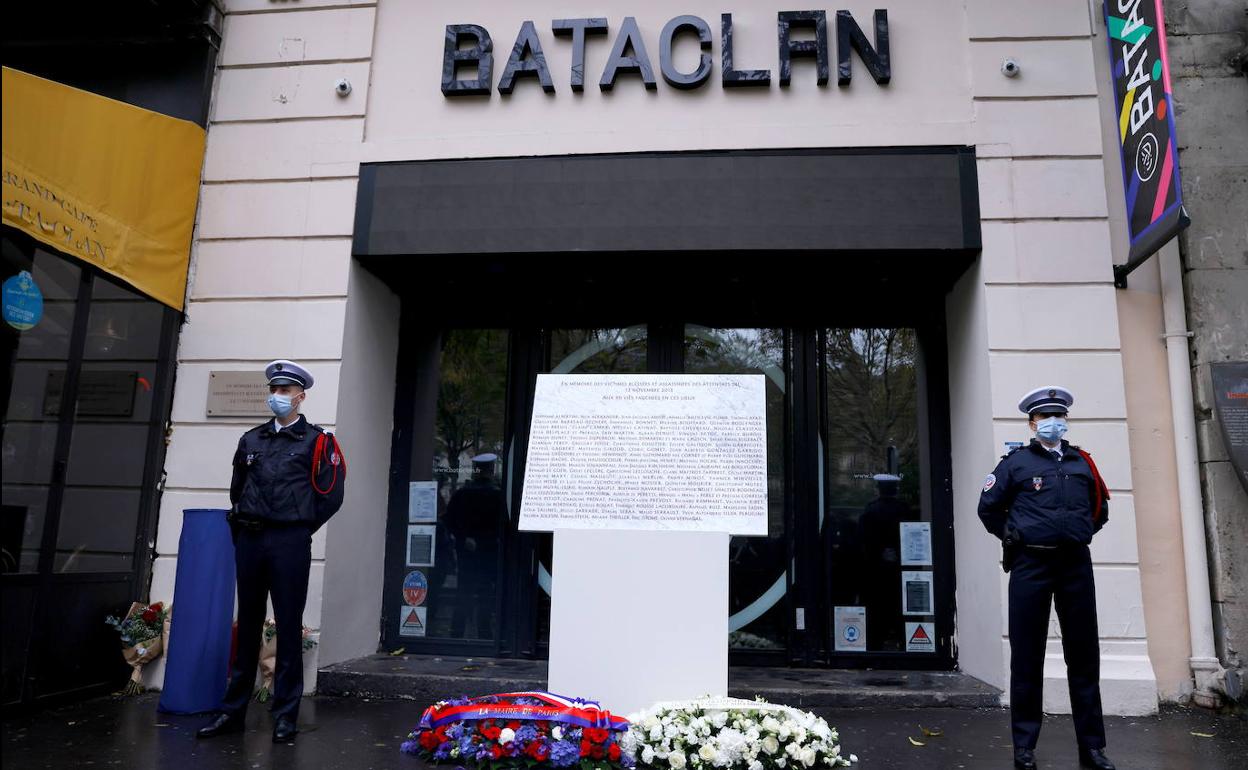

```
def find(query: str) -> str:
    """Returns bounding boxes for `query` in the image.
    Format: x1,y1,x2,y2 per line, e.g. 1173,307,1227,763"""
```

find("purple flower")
448,723,465,740
458,736,475,756
620,749,637,768
550,739,581,768
433,742,453,760
515,725,539,744
400,739,420,756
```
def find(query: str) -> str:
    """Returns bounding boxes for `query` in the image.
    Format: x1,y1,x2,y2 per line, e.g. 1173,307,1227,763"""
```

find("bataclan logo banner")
441,11,890,95
1104,0,1189,263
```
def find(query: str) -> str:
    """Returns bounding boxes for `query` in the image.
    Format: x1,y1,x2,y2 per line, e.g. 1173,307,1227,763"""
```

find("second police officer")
198,360,347,744
978,386,1115,770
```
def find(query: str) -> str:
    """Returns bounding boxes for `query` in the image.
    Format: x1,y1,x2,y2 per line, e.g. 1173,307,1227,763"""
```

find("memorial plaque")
206,371,271,417
1211,362,1248,495
519,374,768,535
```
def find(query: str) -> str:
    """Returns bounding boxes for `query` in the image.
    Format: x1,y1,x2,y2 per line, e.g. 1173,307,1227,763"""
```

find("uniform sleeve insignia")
983,473,996,492
1032,476,1043,491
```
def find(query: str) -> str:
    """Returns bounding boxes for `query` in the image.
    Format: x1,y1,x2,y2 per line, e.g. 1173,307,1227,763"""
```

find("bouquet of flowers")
401,691,633,768
255,619,318,702
104,601,170,695
622,697,857,770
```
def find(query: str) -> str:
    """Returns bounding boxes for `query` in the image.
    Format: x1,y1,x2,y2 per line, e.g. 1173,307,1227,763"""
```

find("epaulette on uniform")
1001,444,1025,460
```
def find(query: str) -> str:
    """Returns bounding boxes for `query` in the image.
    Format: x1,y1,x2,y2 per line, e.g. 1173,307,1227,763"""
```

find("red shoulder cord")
311,432,346,494
1076,448,1110,522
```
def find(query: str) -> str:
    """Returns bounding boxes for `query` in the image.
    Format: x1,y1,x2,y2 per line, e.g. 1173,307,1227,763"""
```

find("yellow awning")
2,67,205,311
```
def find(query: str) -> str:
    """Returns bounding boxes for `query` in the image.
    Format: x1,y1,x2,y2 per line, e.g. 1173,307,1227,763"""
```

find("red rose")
506,721,521,730
490,745,504,760
141,609,157,623
609,744,622,761
482,725,502,740
592,745,607,760
149,602,163,612
585,728,609,743
533,744,551,762
419,731,440,751
581,740,593,757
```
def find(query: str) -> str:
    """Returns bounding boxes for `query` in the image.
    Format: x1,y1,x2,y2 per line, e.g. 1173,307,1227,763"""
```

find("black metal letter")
599,16,657,91
659,15,713,90
721,13,771,88
836,9,890,85
442,24,493,97
777,11,829,86
498,21,555,94
552,18,609,92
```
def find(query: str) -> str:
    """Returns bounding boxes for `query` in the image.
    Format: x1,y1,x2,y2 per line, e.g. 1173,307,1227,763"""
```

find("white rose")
801,748,818,766
778,725,791,741
645,717,661,731
699,744,717,762
552,726,563,740
785,742,802,758
776,758,787,768
762,717,782,733
650,726,664,741
499,728,515,744
669,751,687,770
749,761,764,770
761,736,780,755
641,746,656,764
710,711,729,729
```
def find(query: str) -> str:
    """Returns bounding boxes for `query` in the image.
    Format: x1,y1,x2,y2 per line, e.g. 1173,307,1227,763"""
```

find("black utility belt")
230,515,310,531
1022,542,1088,552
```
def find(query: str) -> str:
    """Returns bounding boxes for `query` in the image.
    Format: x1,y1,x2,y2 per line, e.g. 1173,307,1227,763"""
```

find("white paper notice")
406,525,436,567
900,521,932,566
905,621,936,653
901,570,934,616
834,606,867,652
408,481,438,523
519,374,769,535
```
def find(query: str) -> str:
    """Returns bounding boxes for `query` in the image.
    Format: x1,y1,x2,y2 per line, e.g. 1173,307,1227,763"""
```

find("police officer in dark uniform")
978,386,1114,770
198,360,346,743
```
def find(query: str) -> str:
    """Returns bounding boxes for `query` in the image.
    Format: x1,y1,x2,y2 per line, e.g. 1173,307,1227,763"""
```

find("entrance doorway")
379,317,954,669
357,146,978,670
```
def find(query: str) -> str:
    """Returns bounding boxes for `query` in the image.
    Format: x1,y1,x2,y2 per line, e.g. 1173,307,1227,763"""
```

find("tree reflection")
435,330,508,493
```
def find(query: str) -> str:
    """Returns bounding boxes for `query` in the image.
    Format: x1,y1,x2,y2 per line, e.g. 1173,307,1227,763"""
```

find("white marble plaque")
519,374,768,535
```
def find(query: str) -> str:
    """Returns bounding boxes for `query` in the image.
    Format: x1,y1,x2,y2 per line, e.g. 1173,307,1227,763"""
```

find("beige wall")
145,0,1176,712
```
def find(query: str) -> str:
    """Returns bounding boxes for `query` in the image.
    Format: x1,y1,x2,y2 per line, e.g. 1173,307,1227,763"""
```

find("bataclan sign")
442,10,891,96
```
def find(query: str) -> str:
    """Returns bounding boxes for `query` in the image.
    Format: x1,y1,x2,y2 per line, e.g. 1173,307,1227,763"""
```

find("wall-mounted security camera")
334,78,352,97
1001,59,1021,78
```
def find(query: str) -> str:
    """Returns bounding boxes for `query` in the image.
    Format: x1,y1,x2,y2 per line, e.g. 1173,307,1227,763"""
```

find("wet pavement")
3,693,1245,769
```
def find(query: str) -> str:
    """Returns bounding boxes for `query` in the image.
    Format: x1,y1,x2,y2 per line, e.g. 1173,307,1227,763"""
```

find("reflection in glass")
2,241,83,574
425,330,508,641
685,327,788,653
822,328,926,653
55,276,167,572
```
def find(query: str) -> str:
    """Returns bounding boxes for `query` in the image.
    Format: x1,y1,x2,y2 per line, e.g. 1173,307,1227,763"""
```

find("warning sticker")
905,621,936,653
399,605,427,637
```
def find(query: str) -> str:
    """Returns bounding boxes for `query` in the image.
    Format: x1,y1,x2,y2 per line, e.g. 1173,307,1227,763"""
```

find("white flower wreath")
623,697,857,770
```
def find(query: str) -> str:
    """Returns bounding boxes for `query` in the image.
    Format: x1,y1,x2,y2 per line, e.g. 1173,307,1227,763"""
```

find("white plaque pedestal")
547,529,728,716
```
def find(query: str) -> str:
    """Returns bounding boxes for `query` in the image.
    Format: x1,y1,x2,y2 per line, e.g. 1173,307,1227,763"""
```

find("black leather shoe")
1013,747,1037,770
1079,747,1116,769
273,716,298,743
196,713,243,739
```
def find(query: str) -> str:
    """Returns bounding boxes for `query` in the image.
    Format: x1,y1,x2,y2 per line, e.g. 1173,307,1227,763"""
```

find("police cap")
265,359,314,389
1018,385,1073,416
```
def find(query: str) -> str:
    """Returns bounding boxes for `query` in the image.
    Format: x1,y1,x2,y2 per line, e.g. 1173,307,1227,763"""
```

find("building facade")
6,0,1239,714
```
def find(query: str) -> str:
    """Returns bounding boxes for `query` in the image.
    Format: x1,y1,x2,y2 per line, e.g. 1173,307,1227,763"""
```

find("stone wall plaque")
1211,361,1248,495
206,371,271,417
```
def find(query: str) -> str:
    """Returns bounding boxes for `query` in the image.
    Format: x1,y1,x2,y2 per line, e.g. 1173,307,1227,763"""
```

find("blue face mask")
1035,416,1068,443
267,393,296,418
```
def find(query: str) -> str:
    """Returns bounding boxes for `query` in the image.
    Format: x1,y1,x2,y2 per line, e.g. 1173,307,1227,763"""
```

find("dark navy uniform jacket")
978,439,1109,547
230,415,346,532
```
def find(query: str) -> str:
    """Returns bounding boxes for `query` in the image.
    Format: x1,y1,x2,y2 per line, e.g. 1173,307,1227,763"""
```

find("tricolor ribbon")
418,691,629,731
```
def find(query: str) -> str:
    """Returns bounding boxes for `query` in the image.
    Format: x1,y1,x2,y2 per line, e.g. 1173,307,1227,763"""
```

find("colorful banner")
1104,1,1189,264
